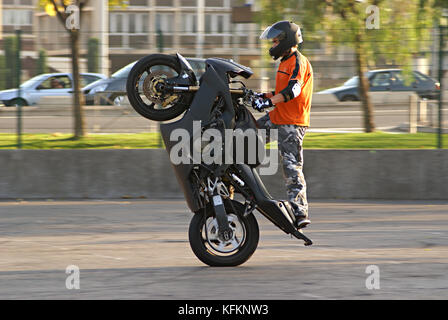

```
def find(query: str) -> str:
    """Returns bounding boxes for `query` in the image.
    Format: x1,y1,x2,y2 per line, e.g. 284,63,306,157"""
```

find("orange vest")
269,51,313,126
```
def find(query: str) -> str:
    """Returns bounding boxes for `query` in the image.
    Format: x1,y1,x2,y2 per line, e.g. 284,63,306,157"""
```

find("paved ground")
0,199,447,299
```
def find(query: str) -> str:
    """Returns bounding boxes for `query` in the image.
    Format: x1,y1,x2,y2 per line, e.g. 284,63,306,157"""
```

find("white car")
0,72,107,106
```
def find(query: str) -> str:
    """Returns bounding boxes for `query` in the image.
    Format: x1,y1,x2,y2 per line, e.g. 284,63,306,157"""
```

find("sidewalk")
396,122,448,134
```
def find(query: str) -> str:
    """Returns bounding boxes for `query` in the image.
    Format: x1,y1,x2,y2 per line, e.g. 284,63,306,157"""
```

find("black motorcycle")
126,53,312,267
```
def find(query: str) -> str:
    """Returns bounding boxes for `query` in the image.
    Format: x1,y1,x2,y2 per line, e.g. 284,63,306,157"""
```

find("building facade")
1,0,34,51
32,0,260,76
1,0,37,81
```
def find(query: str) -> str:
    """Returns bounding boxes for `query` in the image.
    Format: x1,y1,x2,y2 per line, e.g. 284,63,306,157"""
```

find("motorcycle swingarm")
234,164,313,246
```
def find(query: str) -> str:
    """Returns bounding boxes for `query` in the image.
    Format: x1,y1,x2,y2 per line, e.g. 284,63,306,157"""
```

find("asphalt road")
0,199,447,300
0,104,429,133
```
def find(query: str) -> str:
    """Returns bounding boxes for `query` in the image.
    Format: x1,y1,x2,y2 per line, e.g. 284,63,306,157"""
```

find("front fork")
205,177,233,242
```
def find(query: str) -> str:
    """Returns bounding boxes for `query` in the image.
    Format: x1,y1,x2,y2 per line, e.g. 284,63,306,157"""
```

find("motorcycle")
126,53,312,267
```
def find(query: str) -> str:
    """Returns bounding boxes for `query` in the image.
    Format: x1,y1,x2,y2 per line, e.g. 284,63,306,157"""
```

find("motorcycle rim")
126,54,193,121
188,200,259,267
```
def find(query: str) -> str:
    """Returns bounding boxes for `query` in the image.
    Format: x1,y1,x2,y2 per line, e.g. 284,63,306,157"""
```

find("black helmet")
260,21,303,60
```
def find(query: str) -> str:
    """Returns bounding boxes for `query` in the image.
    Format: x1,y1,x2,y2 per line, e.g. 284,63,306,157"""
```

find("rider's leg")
277,124,310,228
256,113,276,144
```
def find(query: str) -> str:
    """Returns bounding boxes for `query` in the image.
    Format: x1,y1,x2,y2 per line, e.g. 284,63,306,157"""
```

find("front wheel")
188,200,259,267
341,94,358,102
7,98,28,107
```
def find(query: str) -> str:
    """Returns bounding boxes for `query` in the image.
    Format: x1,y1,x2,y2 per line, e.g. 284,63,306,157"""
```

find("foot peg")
291,229,313,246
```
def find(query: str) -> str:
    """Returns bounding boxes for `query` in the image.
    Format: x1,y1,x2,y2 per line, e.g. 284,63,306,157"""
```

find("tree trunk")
355,32,375,133
70,30,85,138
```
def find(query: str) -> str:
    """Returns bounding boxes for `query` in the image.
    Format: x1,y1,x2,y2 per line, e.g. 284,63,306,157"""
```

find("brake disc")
142,70,179,108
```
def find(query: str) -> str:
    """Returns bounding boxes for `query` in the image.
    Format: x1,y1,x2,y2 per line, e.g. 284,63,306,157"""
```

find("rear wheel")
341,95,358,102
111,94,125,106
188,200,259,267
7,98,28,107
126,54,194,121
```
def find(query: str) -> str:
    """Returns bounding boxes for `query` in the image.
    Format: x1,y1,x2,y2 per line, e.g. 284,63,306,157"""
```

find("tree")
38,0,126,139
322,0,382,132
317,0,440,132
37,0,88,138
258,0,440,133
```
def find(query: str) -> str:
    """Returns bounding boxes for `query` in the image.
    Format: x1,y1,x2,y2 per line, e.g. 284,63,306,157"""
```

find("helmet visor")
259,26,285,40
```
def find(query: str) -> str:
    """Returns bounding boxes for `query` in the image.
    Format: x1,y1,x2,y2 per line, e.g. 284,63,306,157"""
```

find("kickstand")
291,229,313,246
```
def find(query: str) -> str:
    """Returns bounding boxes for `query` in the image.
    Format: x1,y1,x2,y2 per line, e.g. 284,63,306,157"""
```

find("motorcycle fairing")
176,53,198,85
160,58,236,212
205,58,254,79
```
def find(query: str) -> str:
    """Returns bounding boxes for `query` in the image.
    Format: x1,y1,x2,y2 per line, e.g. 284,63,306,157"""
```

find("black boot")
290,202,310,229
295,216,311,229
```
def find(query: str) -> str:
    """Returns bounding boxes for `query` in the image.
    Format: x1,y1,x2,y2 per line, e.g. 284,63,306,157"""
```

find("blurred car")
317,69,440,101
0,73,107,106
83,57,207,106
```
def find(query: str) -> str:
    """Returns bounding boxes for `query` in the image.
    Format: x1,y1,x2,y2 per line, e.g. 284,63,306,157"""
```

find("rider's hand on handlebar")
252,97,273,112
255,92,274,99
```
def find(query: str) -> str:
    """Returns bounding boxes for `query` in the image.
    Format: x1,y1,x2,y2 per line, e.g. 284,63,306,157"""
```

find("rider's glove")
252,97,273,112
255,91,275,99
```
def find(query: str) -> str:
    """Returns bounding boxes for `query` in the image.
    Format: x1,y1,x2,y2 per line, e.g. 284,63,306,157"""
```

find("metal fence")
0,25,447,147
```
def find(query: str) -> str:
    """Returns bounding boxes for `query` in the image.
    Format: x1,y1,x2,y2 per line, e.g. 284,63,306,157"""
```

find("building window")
110,13,150,34
205,15,212,34
183,14,197,34
129,0,148,5
129,14,136,33
2,9,33,26
156,13,174,33
203,14,229,35
180,0,196,6
217,15,224,33
205,0,224,7
155,0,174,7
116,14,123,33
110,12,150,48
141,14,149,33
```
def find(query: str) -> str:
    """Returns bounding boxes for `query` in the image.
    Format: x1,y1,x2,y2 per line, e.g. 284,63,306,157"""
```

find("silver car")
0,72,107,106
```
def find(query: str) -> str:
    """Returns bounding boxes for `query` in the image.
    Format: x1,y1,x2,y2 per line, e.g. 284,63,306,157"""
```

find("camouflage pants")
257,113,308,218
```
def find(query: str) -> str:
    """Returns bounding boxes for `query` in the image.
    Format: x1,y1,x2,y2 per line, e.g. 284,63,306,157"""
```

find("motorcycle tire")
126,54,194,121
188,200,259,267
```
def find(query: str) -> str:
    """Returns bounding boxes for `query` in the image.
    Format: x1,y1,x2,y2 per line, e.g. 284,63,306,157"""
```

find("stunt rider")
253,21,313,229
